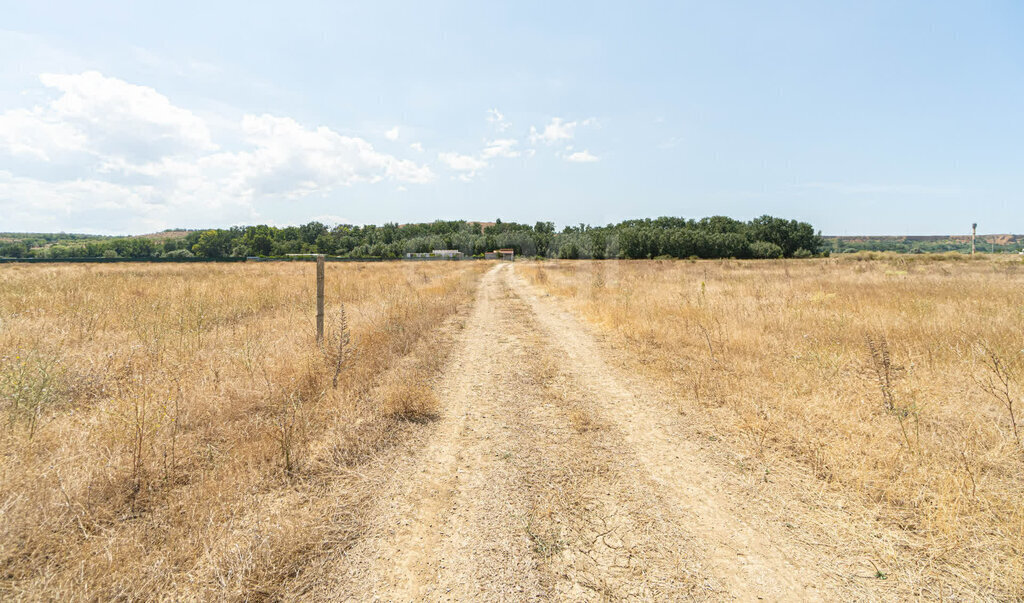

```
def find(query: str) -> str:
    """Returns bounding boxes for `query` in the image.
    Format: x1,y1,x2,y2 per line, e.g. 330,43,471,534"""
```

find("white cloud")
0,71,215,164
487,108,510,132
438,136,521,181
529,117,578,145
108,114,435,200
0,76,604,231
0,108,87,160
481,138,519,159
0,71,435,232
564,150,599,163
438,152,488,181
236,114,434,191
39,71,216,159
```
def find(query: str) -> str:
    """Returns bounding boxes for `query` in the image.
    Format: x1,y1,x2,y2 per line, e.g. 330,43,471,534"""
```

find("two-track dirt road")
318,263,885,601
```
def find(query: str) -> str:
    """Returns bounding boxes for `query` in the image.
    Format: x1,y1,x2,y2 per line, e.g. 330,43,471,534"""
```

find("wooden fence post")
316,254,325,346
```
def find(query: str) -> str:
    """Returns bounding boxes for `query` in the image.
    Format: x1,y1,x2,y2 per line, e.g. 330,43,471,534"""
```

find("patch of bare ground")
313,265,546,600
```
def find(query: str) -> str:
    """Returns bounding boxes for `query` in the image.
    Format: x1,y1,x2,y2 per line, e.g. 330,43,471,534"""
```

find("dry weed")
522,256,1024,598
0,260,485,599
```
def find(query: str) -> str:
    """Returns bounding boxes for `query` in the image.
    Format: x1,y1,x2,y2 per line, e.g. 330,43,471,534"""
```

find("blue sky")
0,1,1021,235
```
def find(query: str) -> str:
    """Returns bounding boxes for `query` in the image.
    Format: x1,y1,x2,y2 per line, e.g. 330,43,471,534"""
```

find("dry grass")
0,260,485,600
521,256,1024,598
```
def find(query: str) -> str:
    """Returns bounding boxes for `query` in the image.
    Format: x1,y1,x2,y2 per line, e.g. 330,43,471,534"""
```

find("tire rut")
327,263,862,601
510,265,846,601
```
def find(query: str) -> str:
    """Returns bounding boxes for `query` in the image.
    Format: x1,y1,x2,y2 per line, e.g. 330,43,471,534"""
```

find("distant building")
433,249,463,258
405,249,464,260
495,248,515,261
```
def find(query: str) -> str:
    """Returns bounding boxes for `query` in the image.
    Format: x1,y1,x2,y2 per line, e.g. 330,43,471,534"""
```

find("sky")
0,1,1022,235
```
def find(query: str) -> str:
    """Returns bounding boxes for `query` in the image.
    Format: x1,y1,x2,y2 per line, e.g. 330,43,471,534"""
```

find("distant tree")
191,230,231,257
750,241,784,259
0,242,28,257
315,234,338,255
299,221,328,245
749,215,822,257
559,241,580,259
534,221,555,234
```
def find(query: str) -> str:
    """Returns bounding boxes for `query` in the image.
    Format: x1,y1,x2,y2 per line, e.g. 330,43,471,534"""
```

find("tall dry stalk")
975,344,1021,446
865,334,918,452
277,392,304,476
865,334,898,413
331,304,350,389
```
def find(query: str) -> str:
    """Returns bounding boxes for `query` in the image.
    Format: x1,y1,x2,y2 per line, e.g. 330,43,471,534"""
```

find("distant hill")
399,221,495,233
824,234,1023,254
133,230,193,240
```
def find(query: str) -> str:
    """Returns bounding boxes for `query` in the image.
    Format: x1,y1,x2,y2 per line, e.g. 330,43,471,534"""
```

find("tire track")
327,263,862,601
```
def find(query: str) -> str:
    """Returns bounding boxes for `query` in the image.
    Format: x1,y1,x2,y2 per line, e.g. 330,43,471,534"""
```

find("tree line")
2,215,823,260
825,236,1022,255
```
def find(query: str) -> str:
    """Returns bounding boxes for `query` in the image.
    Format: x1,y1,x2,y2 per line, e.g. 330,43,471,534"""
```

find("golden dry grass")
0,260,485,600
521,256,1024,598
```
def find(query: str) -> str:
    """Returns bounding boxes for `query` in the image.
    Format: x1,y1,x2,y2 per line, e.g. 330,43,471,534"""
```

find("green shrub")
163,249,194,258
793,247,813,258
750,241,783,259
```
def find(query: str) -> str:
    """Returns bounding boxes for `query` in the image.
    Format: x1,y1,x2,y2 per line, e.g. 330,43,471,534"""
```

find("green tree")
191,230,231,257
750,241,784,259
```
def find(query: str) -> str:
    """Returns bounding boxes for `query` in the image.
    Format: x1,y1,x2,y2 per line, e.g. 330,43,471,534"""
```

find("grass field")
2,257,1022,599
0,261,485,599
521,256,1024,597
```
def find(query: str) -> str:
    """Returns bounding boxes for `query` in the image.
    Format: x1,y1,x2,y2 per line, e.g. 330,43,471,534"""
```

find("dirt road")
323,263,880,601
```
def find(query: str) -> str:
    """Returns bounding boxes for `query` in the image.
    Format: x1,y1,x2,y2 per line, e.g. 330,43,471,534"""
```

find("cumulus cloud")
0,72,435,231
437,134,521,181
564,150,599,163
529,117,577,145
0,71,214,165
42,71,215,159
481,138,519,159
410,141,424,152
384,125,400,141
0,108,87,160
528,116,598,146
438,151,488,181
236,114,433,192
